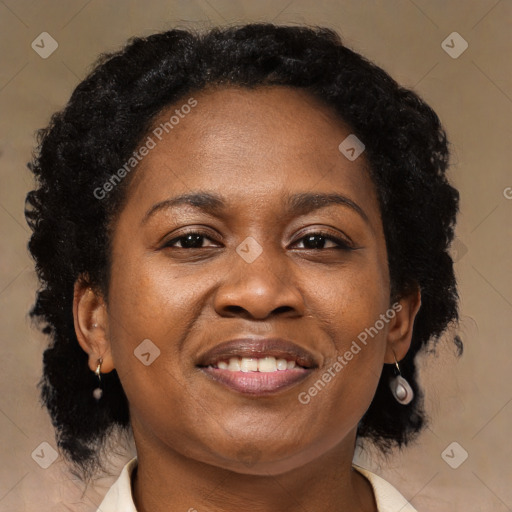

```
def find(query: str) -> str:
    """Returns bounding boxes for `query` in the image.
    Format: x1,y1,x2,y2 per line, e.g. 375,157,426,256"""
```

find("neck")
131,426,376,512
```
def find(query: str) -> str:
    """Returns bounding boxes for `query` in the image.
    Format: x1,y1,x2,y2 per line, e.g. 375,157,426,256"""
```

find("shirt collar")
96,457,417,512
353,463,418,512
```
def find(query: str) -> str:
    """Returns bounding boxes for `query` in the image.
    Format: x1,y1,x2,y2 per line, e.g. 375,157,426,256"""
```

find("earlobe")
73,276,115,374
384,287,421,364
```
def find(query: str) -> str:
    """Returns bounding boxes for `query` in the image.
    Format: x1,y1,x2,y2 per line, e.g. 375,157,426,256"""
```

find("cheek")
105,255,207,438
108,248,205,334
297,292,387,450
105,247,221,396
104,249,197,396
306,258,390,346
298,260,389,415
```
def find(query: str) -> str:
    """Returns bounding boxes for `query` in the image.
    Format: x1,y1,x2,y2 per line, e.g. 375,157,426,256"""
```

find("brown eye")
164,231,219,249
294,232,353,250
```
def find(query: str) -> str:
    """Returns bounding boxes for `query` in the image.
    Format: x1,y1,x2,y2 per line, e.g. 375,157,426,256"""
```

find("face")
77,85,417,475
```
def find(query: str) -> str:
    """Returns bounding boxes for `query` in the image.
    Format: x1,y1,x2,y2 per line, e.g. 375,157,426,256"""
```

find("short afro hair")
25,23,460,481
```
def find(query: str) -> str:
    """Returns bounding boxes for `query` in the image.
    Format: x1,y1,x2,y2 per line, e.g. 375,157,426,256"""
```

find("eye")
163,230,220,249
293,231,353,250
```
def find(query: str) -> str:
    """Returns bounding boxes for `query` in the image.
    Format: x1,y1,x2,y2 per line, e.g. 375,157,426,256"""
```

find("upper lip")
196,338,319,369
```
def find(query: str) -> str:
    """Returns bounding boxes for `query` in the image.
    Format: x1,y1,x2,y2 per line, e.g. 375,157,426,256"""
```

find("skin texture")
74,86,421,512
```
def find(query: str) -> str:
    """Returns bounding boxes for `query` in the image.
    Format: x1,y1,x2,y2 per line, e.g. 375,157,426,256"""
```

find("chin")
207,443,317,476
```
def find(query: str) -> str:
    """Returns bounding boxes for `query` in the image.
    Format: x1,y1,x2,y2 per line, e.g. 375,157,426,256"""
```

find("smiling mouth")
198,364,313,395
195,337,318,395
197,355,315,396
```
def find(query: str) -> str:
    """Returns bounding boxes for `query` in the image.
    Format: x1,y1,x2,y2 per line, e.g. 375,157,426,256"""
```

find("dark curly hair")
25,22,461,482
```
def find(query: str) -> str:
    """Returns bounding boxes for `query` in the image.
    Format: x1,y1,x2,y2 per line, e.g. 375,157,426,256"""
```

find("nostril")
224,305,246,315
273,305,294,315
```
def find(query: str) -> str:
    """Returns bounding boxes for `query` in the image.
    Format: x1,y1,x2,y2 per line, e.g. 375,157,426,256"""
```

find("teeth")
240,357,258,372
228,357,241,371
276,358,288,370
258,357,277,372
210,356,299,372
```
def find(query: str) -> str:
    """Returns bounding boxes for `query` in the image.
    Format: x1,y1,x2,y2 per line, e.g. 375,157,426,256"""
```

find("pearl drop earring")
389,351,414,405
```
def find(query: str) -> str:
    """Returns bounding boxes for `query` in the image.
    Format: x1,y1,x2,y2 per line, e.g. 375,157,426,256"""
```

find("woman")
25,23,460,512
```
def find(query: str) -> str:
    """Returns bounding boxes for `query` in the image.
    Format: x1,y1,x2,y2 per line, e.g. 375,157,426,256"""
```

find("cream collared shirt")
96,457,418,512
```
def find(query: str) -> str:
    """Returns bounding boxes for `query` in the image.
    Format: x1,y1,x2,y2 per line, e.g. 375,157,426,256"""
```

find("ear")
73,275,115,374
384,286,422,364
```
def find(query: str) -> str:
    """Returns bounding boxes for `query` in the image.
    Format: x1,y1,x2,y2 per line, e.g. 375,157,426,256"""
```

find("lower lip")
198,367,313,396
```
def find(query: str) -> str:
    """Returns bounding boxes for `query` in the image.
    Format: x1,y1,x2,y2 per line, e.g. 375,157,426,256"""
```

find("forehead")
122,85,380,223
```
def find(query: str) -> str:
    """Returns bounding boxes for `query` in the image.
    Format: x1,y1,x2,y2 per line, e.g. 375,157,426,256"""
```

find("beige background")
1,0,511,510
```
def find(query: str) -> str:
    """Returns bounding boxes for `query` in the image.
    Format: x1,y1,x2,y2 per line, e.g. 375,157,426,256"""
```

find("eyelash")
163,230,354,251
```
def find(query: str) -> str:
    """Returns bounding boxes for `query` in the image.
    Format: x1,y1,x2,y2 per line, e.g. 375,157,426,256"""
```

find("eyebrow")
141,191,370,225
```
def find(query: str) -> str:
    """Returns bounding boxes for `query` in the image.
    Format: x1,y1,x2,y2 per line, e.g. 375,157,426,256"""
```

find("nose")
213,248,306,320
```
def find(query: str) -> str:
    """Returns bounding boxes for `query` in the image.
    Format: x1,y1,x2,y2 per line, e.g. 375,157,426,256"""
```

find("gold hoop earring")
93,358,103,401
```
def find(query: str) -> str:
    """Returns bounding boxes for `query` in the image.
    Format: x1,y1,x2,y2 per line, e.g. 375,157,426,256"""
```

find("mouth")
196,338,318,396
